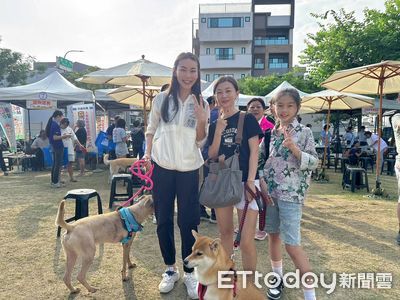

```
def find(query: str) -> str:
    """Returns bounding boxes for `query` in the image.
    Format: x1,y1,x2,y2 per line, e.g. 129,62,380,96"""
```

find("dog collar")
197,268,237,300
118,207,143,244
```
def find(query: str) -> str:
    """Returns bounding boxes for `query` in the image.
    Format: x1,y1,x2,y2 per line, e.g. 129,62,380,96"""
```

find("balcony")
267,16,291,27
200,54,252,69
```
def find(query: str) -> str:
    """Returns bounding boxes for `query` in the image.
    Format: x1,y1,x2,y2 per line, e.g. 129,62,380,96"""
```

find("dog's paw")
88,287,98,293
70,287,80,294
122,275,130,282
128,262,137,269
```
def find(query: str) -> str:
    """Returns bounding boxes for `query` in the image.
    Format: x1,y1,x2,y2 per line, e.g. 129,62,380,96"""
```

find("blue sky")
0,0,385,68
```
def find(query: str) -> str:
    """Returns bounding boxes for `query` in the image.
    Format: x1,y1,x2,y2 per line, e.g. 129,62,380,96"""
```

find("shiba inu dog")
184,231,265,300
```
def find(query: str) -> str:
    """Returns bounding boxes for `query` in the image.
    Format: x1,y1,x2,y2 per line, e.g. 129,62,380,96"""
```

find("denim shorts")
396,165,400,203
265,199,303,246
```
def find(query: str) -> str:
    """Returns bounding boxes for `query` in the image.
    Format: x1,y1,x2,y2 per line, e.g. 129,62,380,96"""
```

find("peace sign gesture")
215,109,228,135
282,126,297,153
193,94,208,124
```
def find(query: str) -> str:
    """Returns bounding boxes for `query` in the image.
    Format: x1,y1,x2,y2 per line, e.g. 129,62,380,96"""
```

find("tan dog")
184,231,265,300
103,154,138,182
55,195,154,293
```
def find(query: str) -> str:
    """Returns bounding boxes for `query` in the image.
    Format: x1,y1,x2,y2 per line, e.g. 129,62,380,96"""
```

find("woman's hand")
193,95,208,124
245,180,257,201
143,153,152,169
215,112,227,135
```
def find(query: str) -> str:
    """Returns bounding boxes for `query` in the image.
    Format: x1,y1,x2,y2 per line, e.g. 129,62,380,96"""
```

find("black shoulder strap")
264,129,272,159
235,112,245,145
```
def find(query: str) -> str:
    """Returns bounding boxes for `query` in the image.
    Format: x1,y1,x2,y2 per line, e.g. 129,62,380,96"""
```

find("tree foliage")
0,38,34,87
300,0,400,86
238,67,319,96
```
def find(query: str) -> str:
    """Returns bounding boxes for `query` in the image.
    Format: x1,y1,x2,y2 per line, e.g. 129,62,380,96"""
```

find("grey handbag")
199,112,245,208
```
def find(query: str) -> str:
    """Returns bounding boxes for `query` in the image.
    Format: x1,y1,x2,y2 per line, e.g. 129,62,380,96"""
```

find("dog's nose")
183,259,189,266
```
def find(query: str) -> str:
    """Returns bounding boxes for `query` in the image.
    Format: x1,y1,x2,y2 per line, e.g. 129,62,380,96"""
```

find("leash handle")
118,159,154,208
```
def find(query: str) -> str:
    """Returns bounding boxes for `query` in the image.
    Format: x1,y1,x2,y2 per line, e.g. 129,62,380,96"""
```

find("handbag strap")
235,112,246,145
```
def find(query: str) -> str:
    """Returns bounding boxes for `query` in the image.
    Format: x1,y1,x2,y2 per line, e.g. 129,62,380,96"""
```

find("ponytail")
45,110,63,138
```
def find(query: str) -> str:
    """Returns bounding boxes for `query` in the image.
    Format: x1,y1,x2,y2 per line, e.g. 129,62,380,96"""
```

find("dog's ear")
209,238,221,252
192,230,199,240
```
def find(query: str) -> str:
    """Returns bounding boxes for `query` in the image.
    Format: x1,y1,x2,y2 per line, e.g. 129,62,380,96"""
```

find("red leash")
118,159,154,207
234,183,267,248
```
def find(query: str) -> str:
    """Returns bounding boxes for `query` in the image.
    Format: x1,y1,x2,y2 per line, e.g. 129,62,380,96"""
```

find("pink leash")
118,159,154,207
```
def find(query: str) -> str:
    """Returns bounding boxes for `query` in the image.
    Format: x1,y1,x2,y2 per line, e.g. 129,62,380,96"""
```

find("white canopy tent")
265,81,309,103
201,78,266,107
0,71,94,139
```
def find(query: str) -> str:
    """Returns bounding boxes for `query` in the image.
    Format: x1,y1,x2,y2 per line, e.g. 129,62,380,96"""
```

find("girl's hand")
143,153,152,169
259,177,274,206
193,95,207,124
215,111,227,135
282,126,299,153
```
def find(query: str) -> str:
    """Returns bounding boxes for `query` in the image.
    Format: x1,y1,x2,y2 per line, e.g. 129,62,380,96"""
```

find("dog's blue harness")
118,207,143,244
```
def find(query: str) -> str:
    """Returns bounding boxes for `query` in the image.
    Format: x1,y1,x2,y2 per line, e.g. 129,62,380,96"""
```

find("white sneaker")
158,269,180,293
183,272,199,299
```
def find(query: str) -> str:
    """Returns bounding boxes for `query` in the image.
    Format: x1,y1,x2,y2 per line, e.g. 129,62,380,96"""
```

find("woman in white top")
60,118,82,182
144,52,209,299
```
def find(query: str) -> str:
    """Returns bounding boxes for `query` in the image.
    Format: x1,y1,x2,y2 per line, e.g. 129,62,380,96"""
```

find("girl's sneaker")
267,275,284,300
255,230,268,241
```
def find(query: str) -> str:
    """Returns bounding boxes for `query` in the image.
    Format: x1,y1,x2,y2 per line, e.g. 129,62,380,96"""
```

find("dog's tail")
55,200,74,232
103,154,110,165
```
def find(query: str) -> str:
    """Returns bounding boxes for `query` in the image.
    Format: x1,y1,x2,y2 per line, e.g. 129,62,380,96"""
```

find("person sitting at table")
345,142,362,166
0,136,8,176
357,126,368,146
30,130,49,171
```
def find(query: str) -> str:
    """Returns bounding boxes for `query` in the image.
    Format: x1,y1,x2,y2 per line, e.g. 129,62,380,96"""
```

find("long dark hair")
161,52,201,123
45,110,63,138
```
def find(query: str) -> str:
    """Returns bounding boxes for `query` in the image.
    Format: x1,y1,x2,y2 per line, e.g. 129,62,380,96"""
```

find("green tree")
300,0,400,86
0,38,34,87
238,67,319,96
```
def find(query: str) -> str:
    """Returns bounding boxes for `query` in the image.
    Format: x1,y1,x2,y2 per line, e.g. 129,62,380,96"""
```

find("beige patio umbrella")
107,85,161,109
301,90,374,176
321,60,400,190
78,55,172,126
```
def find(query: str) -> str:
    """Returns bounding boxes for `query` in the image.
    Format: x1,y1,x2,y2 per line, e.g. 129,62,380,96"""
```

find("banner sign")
71,104,97,152
0,103,17,151
11,105,25,140
362,107,379,115
27,99,57,109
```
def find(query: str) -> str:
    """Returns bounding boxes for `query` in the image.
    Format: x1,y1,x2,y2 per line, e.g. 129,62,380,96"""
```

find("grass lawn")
0,166,398,299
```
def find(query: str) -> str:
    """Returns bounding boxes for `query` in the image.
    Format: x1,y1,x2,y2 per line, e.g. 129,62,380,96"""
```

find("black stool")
342,167,369,192
381,159,395,176
57,189,103,237
109,174,133,208
359,157,374,173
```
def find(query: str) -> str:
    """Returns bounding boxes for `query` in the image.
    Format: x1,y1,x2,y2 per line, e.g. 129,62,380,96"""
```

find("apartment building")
192,0,294,81
192,3,253,82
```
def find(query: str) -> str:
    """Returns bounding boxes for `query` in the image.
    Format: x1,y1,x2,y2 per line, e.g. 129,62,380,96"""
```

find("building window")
206,48,210,55
254,58,265,69
213,73,234,80
254,36,289,46
205,74,210,82
208,17,244,28
241,47,246,54
215,48,234,60
201,18,206,23
268,55,289,69
245,16,251,22
241,74,246,78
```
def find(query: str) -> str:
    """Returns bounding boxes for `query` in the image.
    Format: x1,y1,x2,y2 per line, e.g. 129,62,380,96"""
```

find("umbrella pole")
142,78,147,130
375,80,384,190
322,102,332,172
